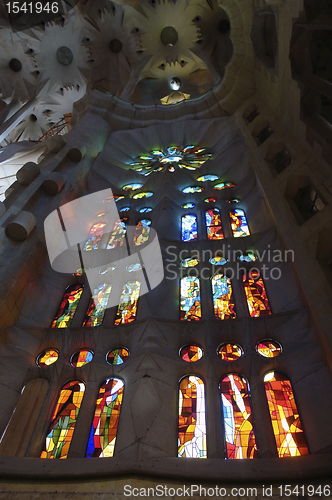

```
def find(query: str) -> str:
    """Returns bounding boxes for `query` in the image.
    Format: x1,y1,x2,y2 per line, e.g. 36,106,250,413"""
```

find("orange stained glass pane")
83,222,106,251
180,344,203,362
37,349,59,367
212,275,236,320
51,285,84,328
218,344,243,361
264,371,308,457
40,380,85,459
243,271,271,317
114,281,141,325
256,340,281,358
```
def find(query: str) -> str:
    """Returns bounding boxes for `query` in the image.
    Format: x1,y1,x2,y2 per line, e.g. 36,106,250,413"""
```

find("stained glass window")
107,218,128,249
204,198,216,203
229,209,250,237
119,207,130,212
139,207,152,213
182,215,197,242
243,271,272,317
178,376,207,458
123,183,142,191
205,208,224,240
180,345,203,362
218,344,243,361
133,219,151,246
133,192,153,199
86,378,124,458
220,374,257,459
182,186,204,194
107,348,129,365
37,349,59,367
209,256,227,266
196,175,219,182
227,198,240,204
256,340,281,358
181,257,199,268
238,252,256,262
180,277,201,321
82,283,112,327
114,281,141,325
41,380,85,459
70,350,94,367
212,275,236,320
182,203,195,209
83,223,106,251
214,182,236,190
126,263,143,272
264,371,308,457
51,285,84,328
104,195,124,203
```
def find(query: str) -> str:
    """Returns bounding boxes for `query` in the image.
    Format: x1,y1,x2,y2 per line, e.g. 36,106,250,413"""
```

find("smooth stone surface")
16,162,40,186
6,211,36,242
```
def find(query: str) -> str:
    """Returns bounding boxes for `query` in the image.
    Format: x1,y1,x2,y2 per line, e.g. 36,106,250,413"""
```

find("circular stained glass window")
37,349,59,367
107,348,130,365
218,343,243,361
180,344,203,362
70,349,94,367
256,339,282,358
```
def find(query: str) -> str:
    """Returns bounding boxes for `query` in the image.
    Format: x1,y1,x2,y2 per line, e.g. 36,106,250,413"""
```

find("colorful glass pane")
133,192,153,199
133,219,151,246
220,374,257,459
196,175,219,182
214,182,236,190
126,263,143,272
209,256,227,266
264,372,308,457
73,268,85,276
139,207,152,213
70,350,94,367
182,186,204,194
180,277,201,321
227,198,240,204
99,265,116,274
104,195,124,203
181,257,199,268
218,344,243,361
86,378,124,458
107,219,127,249
83,223,106,251
180,345,203,362
204,198,216,203
205,208,224,240
37,349,59,367
114,281,141,325
243,271,272,317
256,340,281,358
119,207,130,212
182,214,197,242
182,203,195,209
82,283,112,327
51,285,83,328
41,380,85,459
123,184,142,191
238,252,257,262
229,209,250,238
212,275,236,320
107,348,129,365
178,376,207,458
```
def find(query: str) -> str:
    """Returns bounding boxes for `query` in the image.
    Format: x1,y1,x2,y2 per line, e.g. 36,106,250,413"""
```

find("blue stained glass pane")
229,209,250,238
139,207,153,213
196,175,219,182
182,214,197,242
182,203,195,209
86,424,95,458
182,186,204,194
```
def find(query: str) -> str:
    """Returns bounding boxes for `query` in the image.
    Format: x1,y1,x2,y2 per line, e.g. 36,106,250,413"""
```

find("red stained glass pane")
218,344,243,361
243,271,271,317
51,285,84,328
205,209,224,240
107,348,129,365
70,350,93,367
256,340,281,358
180,344,203,362
37,349,59,367
264,371,308,457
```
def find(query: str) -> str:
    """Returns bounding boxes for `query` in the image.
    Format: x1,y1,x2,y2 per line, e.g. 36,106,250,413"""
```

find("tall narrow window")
82,283,112,327
114,281,141,325
51,285,84,328
182,214,197,242
180,276,201,321
229,209,250,237
178,375,207,458
107,218,128,249
264,371,308,457
83,222,106,251
205,208,224,240
40,380,85,459
220,374,257,459
86,378,124,458
134,219,151,246
211,274,236,320
243,270,271,317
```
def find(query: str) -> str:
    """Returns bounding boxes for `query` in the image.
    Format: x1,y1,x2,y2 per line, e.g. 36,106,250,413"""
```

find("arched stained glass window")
229,209,250,237
264,371,308,457
205,208,224,240
83,222,106,251
243,270,272,317
180,276,201,321
178,375,207,458
212,275,236,320
114,281,141,325
107,218,128,249
182,214,197,242
40,380,85,459
86,378,124,458
51,285,84,328
220,374,257,459
134,219,151,246
82,283,112,327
